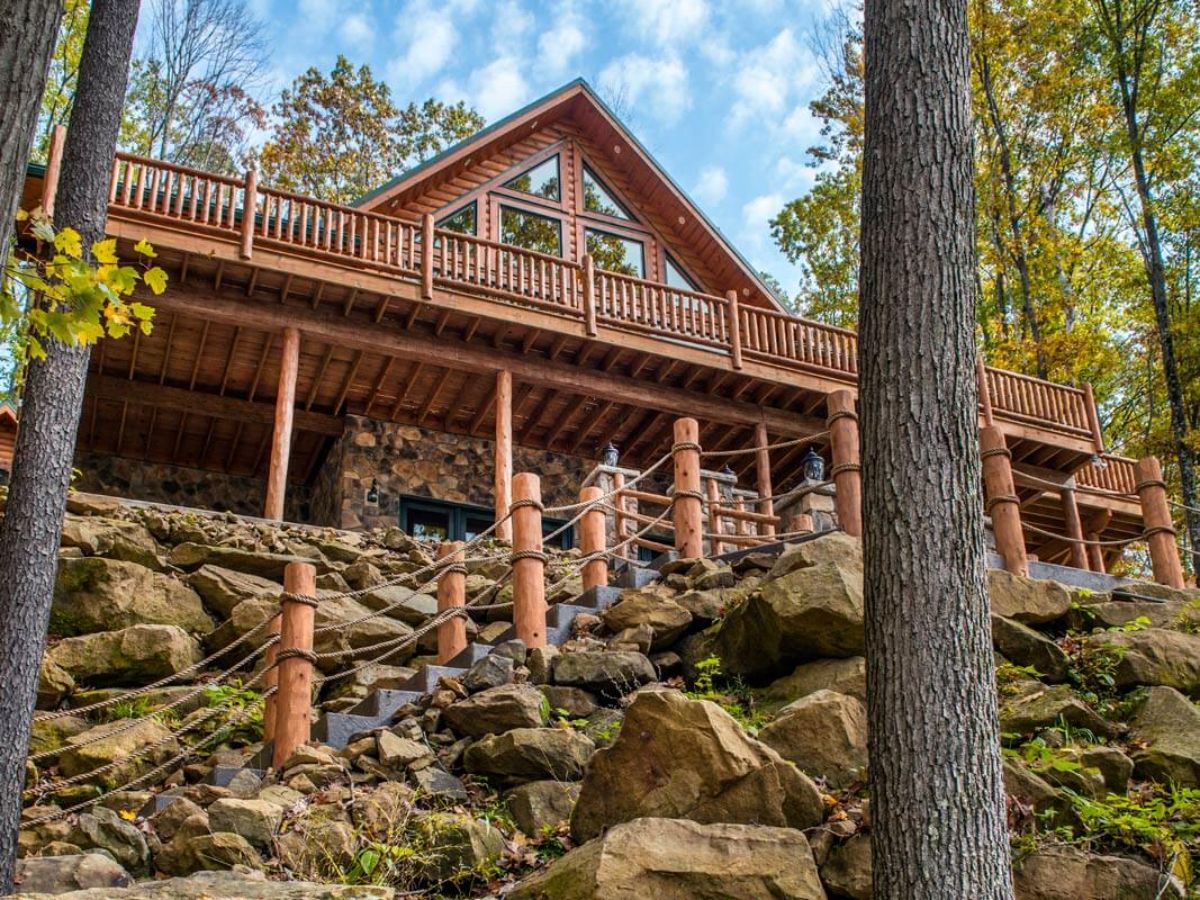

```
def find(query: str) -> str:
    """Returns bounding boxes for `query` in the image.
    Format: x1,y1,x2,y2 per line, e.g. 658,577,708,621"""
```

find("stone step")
401,664,466,694
346,688,422,719
312,710,390,748
444,642,494,668
616,564,659,589
573,585,623,611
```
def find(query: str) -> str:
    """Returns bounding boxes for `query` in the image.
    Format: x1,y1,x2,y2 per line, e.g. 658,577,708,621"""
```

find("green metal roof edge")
27,161,47,179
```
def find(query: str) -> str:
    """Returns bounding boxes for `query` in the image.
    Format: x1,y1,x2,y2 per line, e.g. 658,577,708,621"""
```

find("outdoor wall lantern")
366,479,380,505
602,442,620,468
802,448,826,484
721,464,736,483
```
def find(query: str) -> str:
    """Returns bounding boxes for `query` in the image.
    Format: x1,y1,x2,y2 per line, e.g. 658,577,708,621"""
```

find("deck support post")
1060,481,1089,570
421,213,435,299
512,473,547,647
726,290,743,370
580,486,607,592
980,426,1029,577
583,254,597,337
1085,510,1111,573
42,124,66,218
827,391,863,538
612,471,629,559
1135,456,1184,589
271,561,317,769
672,418,703,559
753,422,776,537
494,370,513,542
436,541,467,664
240,166,257,260
264,326,300,521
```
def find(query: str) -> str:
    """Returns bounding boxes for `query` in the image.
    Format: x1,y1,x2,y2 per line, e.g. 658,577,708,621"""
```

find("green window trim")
398,495,573,549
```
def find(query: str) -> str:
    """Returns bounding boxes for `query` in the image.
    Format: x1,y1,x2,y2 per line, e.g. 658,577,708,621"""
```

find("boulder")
49,624,202,686
821,833,872,900
1003,758,1076,831
275,806,355,874
540,685,598,718
1079,745,1134,793
156,832,262,876
60,516,161,569
758,690,868,787
442,684,548,738
207,798,283,849
187,565,280,618
52,558,213,635
14,853,133,894
1090,628,1200,694
311,595,416,670
68,807,149,872
768,531,862,580
991,616,1069,682
409,812,505,884
353,782,415,837
12,869,392,897
999,683,1113,738
988,570,1070,624
28,716,89,760
505,781,581,835
167,543,319,578
463,654,514,692
1129,686,1200,786
686,558,738,590
357,584,438,626
149,797,205,843
600,593,693,650
463,727,595,783
551,651,657,698
38,657,75,708
411,766,469,803
1012,846,1183,899
511,817,827,900
760,657,867,711
716,562,864,679
375,731,433,770
58,719,180,790
571,690,824,842
1066,596,1185,631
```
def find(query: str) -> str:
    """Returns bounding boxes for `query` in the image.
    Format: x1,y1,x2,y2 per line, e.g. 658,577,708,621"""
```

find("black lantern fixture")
721,464,736,483
802,448,826,483
601,442,620,468
366,479,379,504
1090,453,1108,470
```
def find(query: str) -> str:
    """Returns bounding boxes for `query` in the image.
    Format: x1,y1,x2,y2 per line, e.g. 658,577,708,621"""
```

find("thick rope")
699,430,830,460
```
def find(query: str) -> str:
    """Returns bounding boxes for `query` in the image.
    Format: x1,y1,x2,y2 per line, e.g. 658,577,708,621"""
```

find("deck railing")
1076,454,1138,496
101,153,1104,448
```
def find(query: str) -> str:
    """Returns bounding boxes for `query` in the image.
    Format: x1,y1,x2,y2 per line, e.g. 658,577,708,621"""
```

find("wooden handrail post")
827,391,863,538
583,254,597,337
261,610,282,742
1083,383,1105,454
421,213,435,299
980,426,1028,577
977,356,994,426
1085,510,1111,573
580,486,607,592
726,290,743,370
272,561,317,769
612,471,629,559
264,326,300,521
672,417,703,558
494,370,513,542
754,422,776,537
706,476,723,556
436,541,467,664
1135,456,1184,589
1060,481,1089,570
789,512,814,535
511,473,547,647
42,124,66,218
240,166,257,260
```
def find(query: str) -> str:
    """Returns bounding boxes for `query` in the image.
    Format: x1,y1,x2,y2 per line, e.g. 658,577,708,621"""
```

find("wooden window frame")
493,198,566,259
583,225,647,278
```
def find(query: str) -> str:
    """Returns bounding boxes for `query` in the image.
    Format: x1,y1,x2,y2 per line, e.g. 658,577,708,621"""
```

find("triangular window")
664,254,699,291
582,164,633,221
503,155,561,201
437,201,477,234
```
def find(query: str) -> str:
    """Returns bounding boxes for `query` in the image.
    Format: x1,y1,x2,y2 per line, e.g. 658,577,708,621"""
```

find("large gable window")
503,155,561,201
437,202,477,234
664,254,699,291
582,165,633,221
501,205,562,257
586,228,644,278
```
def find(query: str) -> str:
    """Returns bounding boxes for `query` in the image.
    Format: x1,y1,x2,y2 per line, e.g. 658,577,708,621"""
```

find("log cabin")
17,79,1153,576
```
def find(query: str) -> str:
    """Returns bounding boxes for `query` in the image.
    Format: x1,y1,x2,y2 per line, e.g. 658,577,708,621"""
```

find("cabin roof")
355,78,786,311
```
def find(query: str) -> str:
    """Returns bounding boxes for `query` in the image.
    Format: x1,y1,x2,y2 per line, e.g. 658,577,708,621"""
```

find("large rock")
506,781,581,835
999,683,1113,738
821,833,871,899
1129,686,1200,786
12,869,392,897
187,565,280,618
600,592,693,650
463,728,595,783
716,562,864,679
207,798,283,849
988,570,1070,624
38,657,75,708
1090,629,1200,694
571,690,824,842
68,807,149,872
14,852,133,894
60,517,161,569
758,690,868,787
356,584,438,625
768,531,862,579
52,558,212,635
167,543,321,577
1067,596,1186,631
511,817,827,900
442,684,548,738
48,625,202,686
57,719,180,790
991,616,1069,682
409,812,505,884
156,832,263,876
551,651,657,698
1012,846,1183,899
760,657,867,712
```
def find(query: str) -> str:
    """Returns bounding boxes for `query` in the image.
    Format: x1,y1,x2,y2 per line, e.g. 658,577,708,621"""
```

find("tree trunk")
859,0,1013,894
0,0,140,890
0,0,62,269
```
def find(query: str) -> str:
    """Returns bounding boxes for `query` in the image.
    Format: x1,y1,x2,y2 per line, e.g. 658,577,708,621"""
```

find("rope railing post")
1085,510,1111,573
583,254,597,337
980,426,1029,577
613,471,629,560
436,541,468,663
1083,383,1105,454
1060,480,1089,570
754,422,776,538
977,355,994,425
240,166,257,260
672,418,704,559
827,390,863,538
706,476,724,556
1135,456,1184,589
726,289,743,369
579,486,607,592
421,213,435,299
272,561,317,769
262,609,282,743
512,473,547,647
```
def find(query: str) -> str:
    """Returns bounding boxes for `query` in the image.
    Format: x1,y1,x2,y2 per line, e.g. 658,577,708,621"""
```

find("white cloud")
599,54,691,124
536,15,587,79
339,13,375,48
452,56,531,120
491,0,535,47
692,166,728,205
742,192,786,231
616,0,709,46
387,0,461,86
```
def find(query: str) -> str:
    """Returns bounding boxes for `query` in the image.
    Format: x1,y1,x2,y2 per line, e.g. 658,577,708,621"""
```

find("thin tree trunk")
0,1,140,890
0,0,62,270
859,0,1013,893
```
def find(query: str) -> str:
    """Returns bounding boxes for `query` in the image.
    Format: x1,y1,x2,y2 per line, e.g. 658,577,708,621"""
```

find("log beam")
495,370,513,542
264,327,301,520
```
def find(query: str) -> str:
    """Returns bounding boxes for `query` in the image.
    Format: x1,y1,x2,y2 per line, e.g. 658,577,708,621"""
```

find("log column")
672,418,703,559
827,391,863,538
272,561,317,769
264,327,300,521
436,541,467,664
579,486,607,592
1085,510,1112,573
1135,456,1184,589
706,476,724,556
612,471,629,559
754,422,775,537
1060,481,1089,570
980,426,1028,577
494,370,513,542
262,610,282,743
511,473,547,647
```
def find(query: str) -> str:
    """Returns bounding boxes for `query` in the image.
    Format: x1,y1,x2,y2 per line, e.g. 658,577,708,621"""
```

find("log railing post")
977,356,994,425
436,541,467,664
264,326,300,521
511,473,547,647
754,422,776,537
789,512,814,535
272,561,317,769
240,166,257,260
1060,481,1089,570
42,124,66,218
1135,456,1184,589
494,370,513,542
579,486,607,592
827,390,863,538
262,609,282,743
612,471,629,560
583,254,597,337
421,213,435,299
726,290,743,369
1083,383,1105,454
706,476,723,556
672,418,703,558
980,426,1028,577
1085,510,1111,574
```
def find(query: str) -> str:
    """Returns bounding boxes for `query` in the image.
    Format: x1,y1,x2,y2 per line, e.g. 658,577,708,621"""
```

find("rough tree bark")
0,0,62,269
0,1,141,890
859,0,1013,894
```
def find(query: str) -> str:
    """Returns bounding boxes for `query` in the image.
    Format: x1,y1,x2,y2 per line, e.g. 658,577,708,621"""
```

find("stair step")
617,565,658,589
444,642,494,668
346,688,422,718
402,664,466,693
313,711,390,748
574,585,623,610
206,764,262,788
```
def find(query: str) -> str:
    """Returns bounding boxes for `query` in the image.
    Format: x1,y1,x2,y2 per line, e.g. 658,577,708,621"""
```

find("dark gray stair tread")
444,642,493,668
346,688,422,718
617,566,658,589
647,550,680,571
548,603,590,627
313,711,390,747
573,585,622,610
402,664,466,693
206,764,262,788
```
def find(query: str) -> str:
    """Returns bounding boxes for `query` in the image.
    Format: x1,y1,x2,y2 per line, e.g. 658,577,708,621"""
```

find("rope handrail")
1019,520,1169,548
699,430,831,460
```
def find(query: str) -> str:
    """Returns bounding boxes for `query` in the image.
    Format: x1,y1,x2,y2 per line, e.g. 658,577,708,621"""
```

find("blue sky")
221,0,833,292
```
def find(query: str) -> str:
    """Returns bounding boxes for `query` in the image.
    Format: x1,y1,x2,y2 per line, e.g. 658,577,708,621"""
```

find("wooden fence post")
421,213,435,299
272,561,317,769
580,486,607,592
827,391,863,538
494,370,513,542
977,356,994,426
1060,482,1089,570
726,290,743,370
612,471,629,560
980,426,1029,577
1135,456,1184,589
512,473,547,647
240,166,257,260
436,541,467,664
672,418,703,559
583,254,597,337
1084,383,1105,455
754,422,776,537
